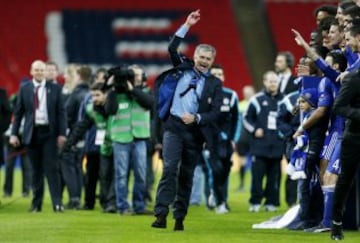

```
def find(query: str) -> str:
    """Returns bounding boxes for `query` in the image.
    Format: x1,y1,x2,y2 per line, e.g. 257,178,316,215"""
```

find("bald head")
263,70,279,95
242,85,255,100
30,60,46,83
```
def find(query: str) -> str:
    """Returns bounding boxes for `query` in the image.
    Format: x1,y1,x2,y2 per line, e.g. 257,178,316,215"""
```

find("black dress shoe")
29,207,41,213
151,215,167,228
331,223,344,241
54,204,64,213
66,200,81,210
174,219,184,231
103,205,116,213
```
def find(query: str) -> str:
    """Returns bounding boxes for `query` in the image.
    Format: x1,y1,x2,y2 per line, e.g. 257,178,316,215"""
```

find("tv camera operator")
103,65,154,215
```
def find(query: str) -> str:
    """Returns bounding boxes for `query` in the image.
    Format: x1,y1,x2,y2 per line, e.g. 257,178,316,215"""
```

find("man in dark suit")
151,10,222,231
275,51,298,95
274,51,298,211
62,65,91,210
331,68,360,240
0,88,11,167
10,60,67,212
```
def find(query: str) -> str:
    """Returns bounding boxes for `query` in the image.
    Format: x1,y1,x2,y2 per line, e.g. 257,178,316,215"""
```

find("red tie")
34,85,40,109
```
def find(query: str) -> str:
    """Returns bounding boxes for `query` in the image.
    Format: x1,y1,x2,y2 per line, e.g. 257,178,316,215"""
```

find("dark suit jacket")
153,34,222,146
333,69,360,134
168,35,222,124
0,88,11,133
279,75,298,95
11,81,67,145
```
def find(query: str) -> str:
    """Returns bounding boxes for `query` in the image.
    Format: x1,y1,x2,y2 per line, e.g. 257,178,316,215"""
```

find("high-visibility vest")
109,91,150,143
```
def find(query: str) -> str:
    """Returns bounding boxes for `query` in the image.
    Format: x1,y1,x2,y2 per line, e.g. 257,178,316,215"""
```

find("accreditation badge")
95,129,106,145
267,111,277,130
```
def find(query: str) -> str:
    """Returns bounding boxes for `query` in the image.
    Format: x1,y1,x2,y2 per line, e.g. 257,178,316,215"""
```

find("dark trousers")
297,150,324,228
332,133,360,223
298,177,323,228
285,153,298,208
202,158,211,206
145,139,155,199
83,151,100,208
3,143,32,196
285,175,298,207
27,126,62,208
285,140,298,207
154,127,202,220
99,154,116,209
0,136,4,166
204,152,231,205
249,156,281,206
60,150,82,202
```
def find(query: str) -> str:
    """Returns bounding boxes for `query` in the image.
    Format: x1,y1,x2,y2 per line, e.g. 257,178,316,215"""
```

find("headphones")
279,51,295,68
285,52,295,68
142,70,147,82
128,64,147,83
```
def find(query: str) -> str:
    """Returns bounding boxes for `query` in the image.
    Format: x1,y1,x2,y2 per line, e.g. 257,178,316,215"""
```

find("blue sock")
322,186,334,228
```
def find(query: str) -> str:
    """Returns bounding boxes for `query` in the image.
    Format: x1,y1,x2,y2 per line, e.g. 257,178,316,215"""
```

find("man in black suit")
274,51,298,209
275,51,297,95
10,60,67,212
151,10,222,231
331,68,360,240
0,88,11,167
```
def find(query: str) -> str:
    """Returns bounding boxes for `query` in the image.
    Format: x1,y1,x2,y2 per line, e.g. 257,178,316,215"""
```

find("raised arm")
168,10,201,66
292,29,321,61
292,29,340,82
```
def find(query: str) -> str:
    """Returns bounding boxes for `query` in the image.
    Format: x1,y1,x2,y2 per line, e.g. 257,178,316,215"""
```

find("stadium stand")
265,0,338,64
0,0,251,97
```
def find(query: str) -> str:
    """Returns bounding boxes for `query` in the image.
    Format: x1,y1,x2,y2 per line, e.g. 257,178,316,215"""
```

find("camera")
103,65,135,92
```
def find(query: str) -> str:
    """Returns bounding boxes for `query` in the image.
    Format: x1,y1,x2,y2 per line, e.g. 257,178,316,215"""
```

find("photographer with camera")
104,64,154,215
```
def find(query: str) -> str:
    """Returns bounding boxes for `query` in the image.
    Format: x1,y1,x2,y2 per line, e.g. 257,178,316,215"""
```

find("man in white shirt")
275,51,297,95
10,60,67,213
